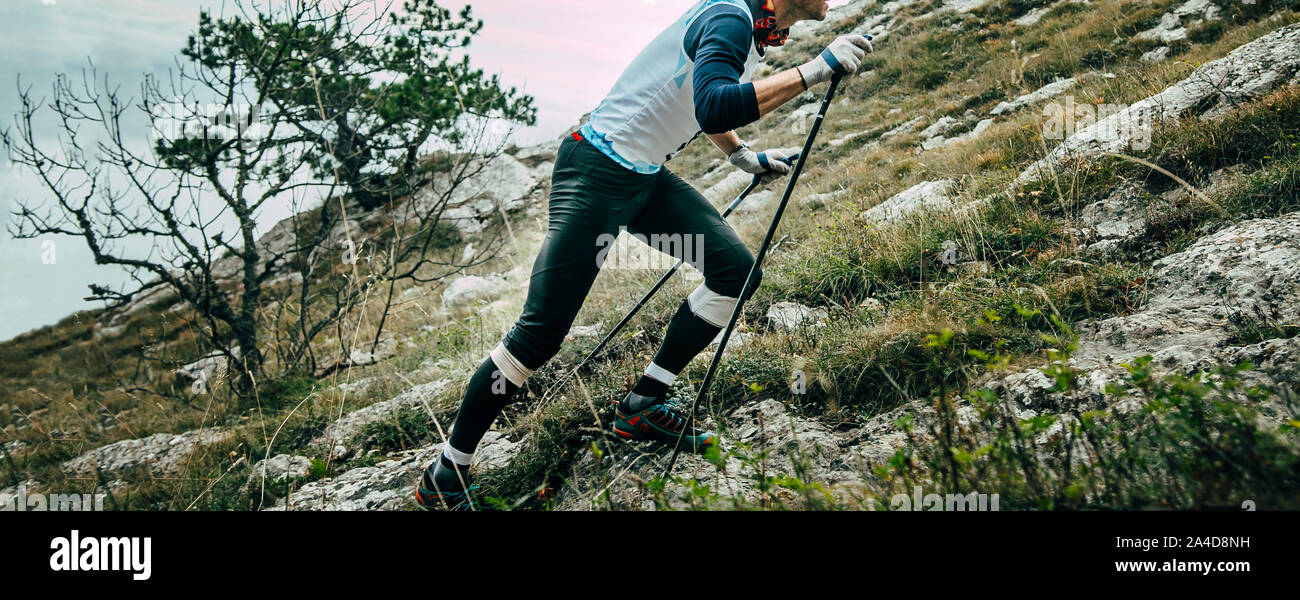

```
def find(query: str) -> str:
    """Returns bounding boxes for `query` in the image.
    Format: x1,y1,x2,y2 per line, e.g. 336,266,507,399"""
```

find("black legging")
505,133,760,368
445,133,760,455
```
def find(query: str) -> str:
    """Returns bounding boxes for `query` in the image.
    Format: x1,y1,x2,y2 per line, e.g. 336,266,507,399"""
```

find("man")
416,0,873,510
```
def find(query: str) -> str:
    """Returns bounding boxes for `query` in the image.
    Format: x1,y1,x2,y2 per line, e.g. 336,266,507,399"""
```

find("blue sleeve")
685,5,760,134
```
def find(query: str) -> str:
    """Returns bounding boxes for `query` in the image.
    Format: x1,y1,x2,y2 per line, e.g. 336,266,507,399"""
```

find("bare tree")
3,0,535,401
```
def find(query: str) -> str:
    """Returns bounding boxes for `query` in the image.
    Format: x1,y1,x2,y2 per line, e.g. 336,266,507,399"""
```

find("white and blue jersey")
579,0,766,174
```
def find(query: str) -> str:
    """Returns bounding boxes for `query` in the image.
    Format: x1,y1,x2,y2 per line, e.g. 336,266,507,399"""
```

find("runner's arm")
706,131,744,155
691,7,820,143
752,68,809,117
691,7,759,134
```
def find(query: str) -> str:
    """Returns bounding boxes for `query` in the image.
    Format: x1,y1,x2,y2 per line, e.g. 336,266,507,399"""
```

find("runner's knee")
686,257,764,328
499,326,562,382
705,243,761,301
489,341,537,390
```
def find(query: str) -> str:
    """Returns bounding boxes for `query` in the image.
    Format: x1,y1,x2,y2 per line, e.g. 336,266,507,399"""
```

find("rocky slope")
13,0,1300,510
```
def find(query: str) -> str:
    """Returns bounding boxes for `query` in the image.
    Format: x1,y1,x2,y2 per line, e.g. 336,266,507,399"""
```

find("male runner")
417,0,873,509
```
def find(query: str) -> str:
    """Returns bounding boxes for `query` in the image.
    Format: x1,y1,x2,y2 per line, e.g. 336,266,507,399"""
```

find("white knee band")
686,283,738,328
644,362,678,386
489,342,534,387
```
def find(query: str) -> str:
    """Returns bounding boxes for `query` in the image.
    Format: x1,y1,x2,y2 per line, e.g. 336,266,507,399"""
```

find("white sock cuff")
489,342,534,387
442,444,473,466
644,362,678,386
686,283,738,328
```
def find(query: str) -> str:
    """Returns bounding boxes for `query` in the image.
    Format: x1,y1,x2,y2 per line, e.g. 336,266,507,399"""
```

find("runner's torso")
579,0,763,174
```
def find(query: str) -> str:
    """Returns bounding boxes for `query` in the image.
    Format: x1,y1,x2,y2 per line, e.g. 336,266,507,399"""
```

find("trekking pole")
570,154,799,376
662,72,845,477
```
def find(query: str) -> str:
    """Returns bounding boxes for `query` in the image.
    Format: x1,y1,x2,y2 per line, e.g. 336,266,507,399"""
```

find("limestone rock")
1081,180,1150,247
941,0,991,13
244,454,313,490
860,180,956,224
1134,0,1220,44
63,429,234,477
1073,211,1300,370
1013,1,1090,27
566,323,603,340
917,116,962,143
1018,23,1300,184
766,302,829,331
415,153,542,236
990,78,1077,116
1141,46,1171,64
553,400,872,510
310,379,453,459
441,274,511,309
270,432,521,511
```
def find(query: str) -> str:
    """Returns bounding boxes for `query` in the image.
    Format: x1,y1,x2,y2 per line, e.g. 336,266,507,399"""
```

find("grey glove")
798,34,874,88
728,144,793,184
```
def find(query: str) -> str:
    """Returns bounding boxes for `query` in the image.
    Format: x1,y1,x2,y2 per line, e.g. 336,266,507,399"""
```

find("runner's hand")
728,145,793,184
798,34,874,88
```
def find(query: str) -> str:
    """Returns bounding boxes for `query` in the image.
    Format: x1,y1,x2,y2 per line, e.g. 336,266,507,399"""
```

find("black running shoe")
414,459,478,511
611,392,717,453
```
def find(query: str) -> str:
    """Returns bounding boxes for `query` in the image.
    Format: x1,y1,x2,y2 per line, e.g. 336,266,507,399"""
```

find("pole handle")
749,153,801,187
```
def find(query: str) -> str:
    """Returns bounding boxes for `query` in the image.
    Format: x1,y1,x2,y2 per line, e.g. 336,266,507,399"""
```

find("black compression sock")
650,300,723,375
632,375,669,398
446,355,520,456
621,391,662,413
428,455,472,492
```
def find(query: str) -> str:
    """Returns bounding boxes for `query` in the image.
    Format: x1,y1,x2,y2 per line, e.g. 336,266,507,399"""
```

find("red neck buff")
753,0,789,49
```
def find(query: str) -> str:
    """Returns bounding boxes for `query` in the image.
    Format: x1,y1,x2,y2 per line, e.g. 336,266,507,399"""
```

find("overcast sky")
0,0,843,341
